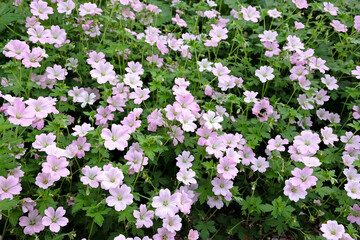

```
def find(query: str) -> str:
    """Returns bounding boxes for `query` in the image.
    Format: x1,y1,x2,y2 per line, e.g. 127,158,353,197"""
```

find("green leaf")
0,199,18,210
196,220,216,240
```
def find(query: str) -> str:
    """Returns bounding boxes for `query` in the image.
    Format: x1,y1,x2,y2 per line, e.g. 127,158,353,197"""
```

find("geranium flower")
42,207,69,233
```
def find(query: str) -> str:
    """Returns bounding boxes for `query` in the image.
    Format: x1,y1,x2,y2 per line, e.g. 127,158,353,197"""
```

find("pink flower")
129,88,150,104
301,156,321,168
42,207,69,232
320,220,345,240
212,62,230,77
57,0,75,15
330,20,347,32
241,6,260,23
177,169,196,185
252,98,273,122
22,198,36,213
258,30,278,42
294,21,305,30
46,64,68,81
321,127,338,146
124,73,142,89
251,157,269,173
27,25,51,44
101,124,130,151
25,96,56,119
2,40,29,60
72,123,94,137
0,175,22,200
125,61,144,75
321,74,338,90
267,135,289,152
209,26,228,42
133,204,154,228
79,2,102,16
188,229,199,240
19,210,44,235
95,106,114,125
80,166,101,188
283,180,307,202
106,185,134,211
202,110,223,130
124,150,148,174
87,51,106,67
47,26,67,45
42,155,70,181
309,57,329,73
207,195,224,209
172,14,187,27
21,47,48,68
255,66,274,83
163,215,182,233
267,9,281,18
151,189,179,219
90,62,116,84
30,0,53,20
97,166,124,190
353,106,360,120
292,0,308,9
32,133,56,151
176,151,194,169
153,227,176,240
324,2,338,15
35,172,55,189
211,177,233,196
217,157,238,179
7,98,34,127
293,130,321,156
289,167,317,189
347,204,360,225
355,16,360,32
283,35,304,52
351,66,360,79
345,181,360,199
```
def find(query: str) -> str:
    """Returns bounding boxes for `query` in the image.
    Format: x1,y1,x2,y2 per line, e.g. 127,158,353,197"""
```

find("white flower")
203,110,223,130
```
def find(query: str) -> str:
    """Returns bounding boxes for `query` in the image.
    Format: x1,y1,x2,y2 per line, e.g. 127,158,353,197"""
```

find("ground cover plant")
1,0,360,239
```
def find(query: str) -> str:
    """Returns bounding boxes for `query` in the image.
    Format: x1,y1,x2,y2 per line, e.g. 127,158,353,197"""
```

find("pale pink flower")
241,6,260,23
133,204,154,228
324,2,338,16
32,133,56,151
172,14,187,27
283,179,307,202
255,66,274,83
251,157,269,173
80,166,101,188
163,215,182,233
101,124,130,151
42,207,69,233
320,220,345,240
97,166,124,190
151,189,179,219
211,177,233,196
30,0,53,20
330,20,347,32
19,210,44,235
90,62,116,84
42,155,70,181
57,0,75,15
267,9,281,18
7,98,34,127
0,175,22,200
46,64,67,81
106,185,134,211
35,172,55,189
